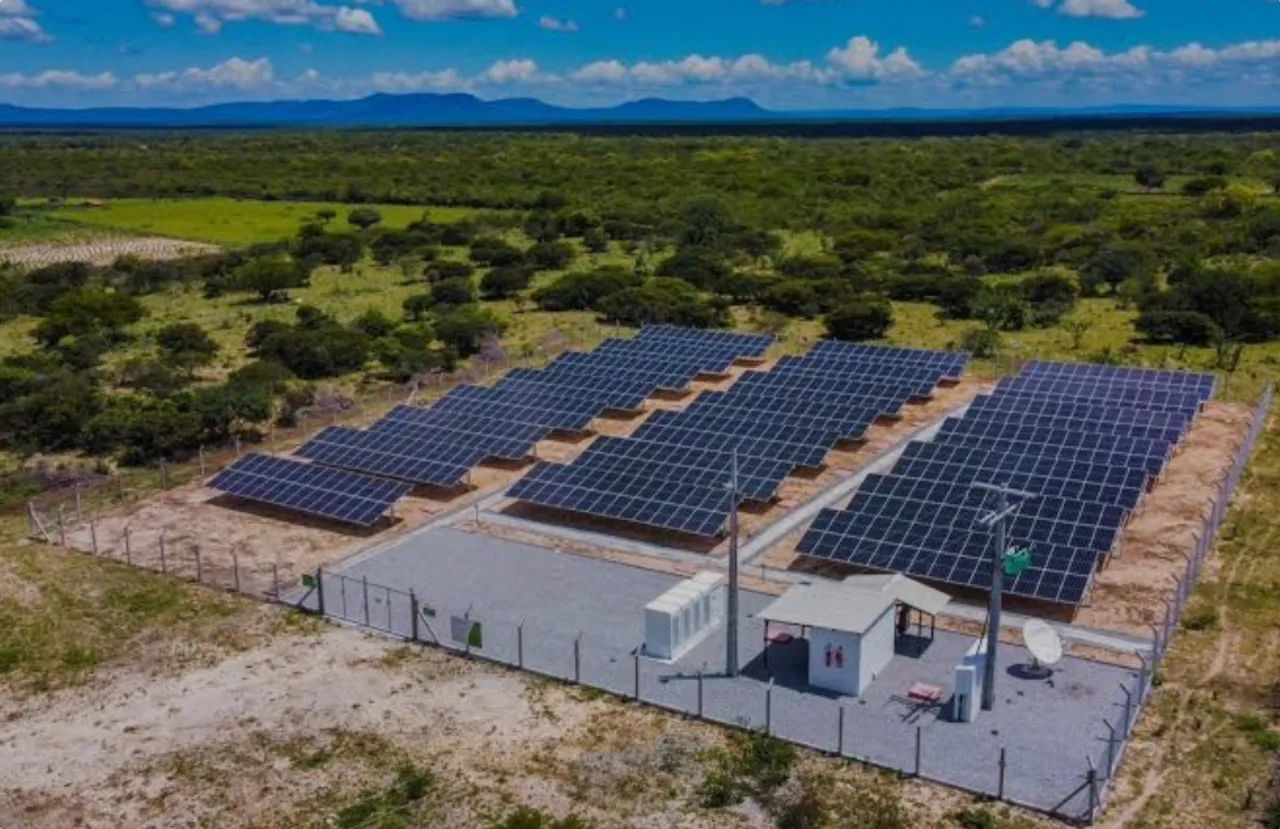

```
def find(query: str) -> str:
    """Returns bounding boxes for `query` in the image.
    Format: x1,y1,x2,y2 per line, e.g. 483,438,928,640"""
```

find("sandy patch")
0,236,220,268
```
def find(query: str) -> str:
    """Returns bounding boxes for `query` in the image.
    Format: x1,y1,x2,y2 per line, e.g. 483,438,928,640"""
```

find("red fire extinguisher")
824,642,832,667
835,646,844,669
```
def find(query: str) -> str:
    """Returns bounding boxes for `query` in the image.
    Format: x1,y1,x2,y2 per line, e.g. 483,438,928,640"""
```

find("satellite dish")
1022,618,1063,675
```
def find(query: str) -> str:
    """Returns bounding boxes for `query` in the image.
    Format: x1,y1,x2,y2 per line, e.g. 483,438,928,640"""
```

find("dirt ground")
0,236,220,267
0,605,1003,829
1073,400,1254,636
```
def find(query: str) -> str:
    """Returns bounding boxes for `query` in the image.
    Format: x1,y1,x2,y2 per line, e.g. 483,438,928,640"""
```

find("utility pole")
725,448,741,677
972,481,1036,711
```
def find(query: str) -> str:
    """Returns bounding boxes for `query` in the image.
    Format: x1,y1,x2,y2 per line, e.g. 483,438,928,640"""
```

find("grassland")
985,173,1278,196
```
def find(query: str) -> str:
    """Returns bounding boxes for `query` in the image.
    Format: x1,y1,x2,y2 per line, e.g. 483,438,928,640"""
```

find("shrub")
346,206,382,230
971,286,1029,331
760,280,821,318
595,279,729,328
480,265,535,299
232,255,310,302
424,260,474,284
956,327,1002,358
32,286,146,348
430,277,476,308
402,293,434,322
435,305,506,356
825,296,893,341
532,267,641,311
656,247,735,292
1135,310,1222,345
156,322,219,366
469,236,525,267
526,240,575,271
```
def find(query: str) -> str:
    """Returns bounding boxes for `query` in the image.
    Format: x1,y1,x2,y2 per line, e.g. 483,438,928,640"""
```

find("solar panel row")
509,342,969,538
210,326,773,522
209,453,412,526
797,359,1215,606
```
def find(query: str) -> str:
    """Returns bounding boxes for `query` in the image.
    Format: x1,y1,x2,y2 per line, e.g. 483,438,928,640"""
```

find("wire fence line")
1088,381,1273,822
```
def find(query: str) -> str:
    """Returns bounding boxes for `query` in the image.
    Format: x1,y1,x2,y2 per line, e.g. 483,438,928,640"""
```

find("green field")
28,198,499,246
985,172,1277,195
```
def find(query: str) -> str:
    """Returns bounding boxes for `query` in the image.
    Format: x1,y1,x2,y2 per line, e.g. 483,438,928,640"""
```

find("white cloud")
0,0,49,43
146,0,382,35
825,36,924,82
153,11,178,26
950,37,1280,88
370,67,467,91
379,0,517,21
538,14,577,32
613,6,625,19
571,60,627,84
1057,0,1143,18
969,15,985,28
0,70,117,90
135,56,277,91
479,58,541,84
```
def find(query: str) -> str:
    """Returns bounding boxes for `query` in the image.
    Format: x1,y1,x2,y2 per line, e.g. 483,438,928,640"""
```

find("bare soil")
0,236,220,267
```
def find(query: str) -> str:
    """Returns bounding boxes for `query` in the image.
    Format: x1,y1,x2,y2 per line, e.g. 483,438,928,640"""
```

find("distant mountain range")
1,92,1278,129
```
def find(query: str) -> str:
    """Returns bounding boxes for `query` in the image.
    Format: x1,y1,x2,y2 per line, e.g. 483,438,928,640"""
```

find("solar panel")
209,453,411,526
296,427,479,488
561,438,791,502
892,452,1148,509
636,325,773,358
967,393,1194,432
508,462,729,537
995,377,1207,413
940,410,1185,445
1022,360,1216,394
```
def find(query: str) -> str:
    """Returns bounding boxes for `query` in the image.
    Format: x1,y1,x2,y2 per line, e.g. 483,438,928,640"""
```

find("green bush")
956,327,1002,359
532,266,641,311
1135,310,1223,345
825,296,893,342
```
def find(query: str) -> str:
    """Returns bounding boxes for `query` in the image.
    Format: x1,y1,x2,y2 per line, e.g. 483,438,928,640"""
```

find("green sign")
1003,546,1033,577
300,573,315,588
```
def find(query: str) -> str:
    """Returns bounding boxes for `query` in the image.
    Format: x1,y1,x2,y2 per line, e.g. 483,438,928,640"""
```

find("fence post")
517,621,524,668
232,552,241,593
316,567,325,616
409,590,419,642
89,517,98,555
159,461,168,490
361,576,370,625
915,726,922,777
1086,761,1099,821
633,650,641,701
159,533,167,573
998,747,1007,801
124,527,131,564
194,545,203,583
765,679,774,735
1103,719,1116,779
837,706,845,756
272,564,280,599
57,505,66,546
573,633,581,684
75,486,83,522
199,446,206,478
1120,683,1133,736
234,435,242,458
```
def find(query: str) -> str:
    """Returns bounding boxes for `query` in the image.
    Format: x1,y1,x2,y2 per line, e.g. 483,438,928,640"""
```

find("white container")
644,572,726,661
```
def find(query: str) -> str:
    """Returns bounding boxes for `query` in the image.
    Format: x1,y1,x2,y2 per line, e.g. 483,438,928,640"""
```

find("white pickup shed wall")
807,603,895,697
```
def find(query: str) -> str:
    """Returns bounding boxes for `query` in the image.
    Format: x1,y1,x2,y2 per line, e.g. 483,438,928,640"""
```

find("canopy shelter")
757,574,951,696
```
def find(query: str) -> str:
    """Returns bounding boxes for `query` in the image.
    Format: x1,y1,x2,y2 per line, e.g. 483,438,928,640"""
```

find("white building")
757,574,950,697
643,571,726,661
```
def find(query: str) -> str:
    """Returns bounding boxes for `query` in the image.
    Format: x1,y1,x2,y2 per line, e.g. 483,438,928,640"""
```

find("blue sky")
1,0,1279,109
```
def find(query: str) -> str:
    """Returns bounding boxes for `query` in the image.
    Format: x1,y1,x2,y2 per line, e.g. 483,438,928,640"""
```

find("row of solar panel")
508,342,970,537
209,326,775,524
796,360,1216,606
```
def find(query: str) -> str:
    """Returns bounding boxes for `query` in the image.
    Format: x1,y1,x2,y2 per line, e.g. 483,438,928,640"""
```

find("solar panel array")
207,326,771,524
509,341,969,538
287,325,771,490
798,359,1216,606
209,453,412,526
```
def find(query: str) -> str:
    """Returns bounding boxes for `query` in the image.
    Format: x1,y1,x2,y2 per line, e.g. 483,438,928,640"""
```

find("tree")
1133,163,1166,192
956,327,1002,359
526,240,575,271
402,293,435,322
233,255,309,302
157,322,219,367
825,297,893,342
1020,268,1079,326
424,260,474,284
1063,317,1092,350
480,265,535,299
469,236,525,267
1135,310,1222,345
971,286,1029,331
759,280,821,319
0,193,15,217
532,267,641,311
32,286,146,348
595,279,729,328
435,305,507,356
351,309,398,338
347,207,383,231
431,277,476,308
679,198,735,249
656,248,734,293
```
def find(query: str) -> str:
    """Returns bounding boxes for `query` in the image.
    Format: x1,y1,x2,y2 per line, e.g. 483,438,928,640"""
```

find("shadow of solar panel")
508,461,728,537
209,453,411,526
296,427,479,487
1023,360,1216,395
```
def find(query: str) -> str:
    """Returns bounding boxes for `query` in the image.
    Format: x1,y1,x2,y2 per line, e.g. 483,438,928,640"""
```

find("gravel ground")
300,526,1137,821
